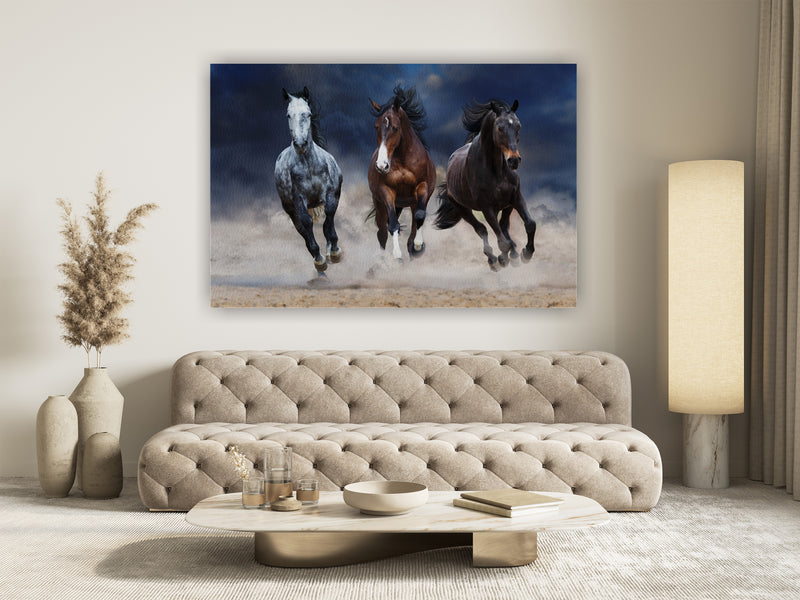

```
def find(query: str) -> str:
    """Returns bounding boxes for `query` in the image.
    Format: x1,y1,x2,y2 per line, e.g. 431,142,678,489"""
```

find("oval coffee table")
187,490,609,568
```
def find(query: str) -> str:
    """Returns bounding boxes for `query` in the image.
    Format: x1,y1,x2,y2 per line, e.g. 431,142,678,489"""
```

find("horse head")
490,99,521,170
370,97,405,175
283,87,313,155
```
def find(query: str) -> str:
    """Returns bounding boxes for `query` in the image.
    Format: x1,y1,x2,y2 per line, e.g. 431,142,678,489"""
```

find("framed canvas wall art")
210,63,576,308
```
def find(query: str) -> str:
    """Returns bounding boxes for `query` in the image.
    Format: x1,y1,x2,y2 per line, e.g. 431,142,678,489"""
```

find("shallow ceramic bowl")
342,481,428,515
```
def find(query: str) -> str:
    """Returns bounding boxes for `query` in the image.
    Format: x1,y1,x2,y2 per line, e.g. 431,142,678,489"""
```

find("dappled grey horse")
274,87,343,274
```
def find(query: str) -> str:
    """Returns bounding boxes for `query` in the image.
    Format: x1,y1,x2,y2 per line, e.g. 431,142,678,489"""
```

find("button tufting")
196,463,202,469
223,487,229,493
312,463,318,469
166,487,172,493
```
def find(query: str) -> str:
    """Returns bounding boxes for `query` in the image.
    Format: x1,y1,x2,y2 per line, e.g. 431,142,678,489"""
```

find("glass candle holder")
241,477,266,509
296,479,319,505
265,446,293,505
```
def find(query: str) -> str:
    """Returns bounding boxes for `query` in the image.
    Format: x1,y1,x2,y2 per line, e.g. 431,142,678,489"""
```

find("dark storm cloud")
210,63,576,217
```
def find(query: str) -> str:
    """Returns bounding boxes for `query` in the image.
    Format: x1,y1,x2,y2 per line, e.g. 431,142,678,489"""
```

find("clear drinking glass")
296,479,319,505
265,446,293,505
241,477,266,509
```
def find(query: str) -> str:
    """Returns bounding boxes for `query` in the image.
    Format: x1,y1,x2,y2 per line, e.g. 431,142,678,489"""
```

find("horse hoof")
329,248,342,263
510,254,521,267
489,260,501,272
498,254,509,268
409,242,426,257
314,258,328,272
522,248,534,263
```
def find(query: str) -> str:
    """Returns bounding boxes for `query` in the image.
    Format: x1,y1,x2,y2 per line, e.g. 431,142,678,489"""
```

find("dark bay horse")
368,86,436,261
275,87,343,274
435,99,536,271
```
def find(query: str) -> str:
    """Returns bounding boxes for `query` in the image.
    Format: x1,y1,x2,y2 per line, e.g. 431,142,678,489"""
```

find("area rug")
1,478,798,600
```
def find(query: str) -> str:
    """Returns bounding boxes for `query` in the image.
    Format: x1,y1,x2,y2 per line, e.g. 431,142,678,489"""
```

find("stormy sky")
210,63,576,218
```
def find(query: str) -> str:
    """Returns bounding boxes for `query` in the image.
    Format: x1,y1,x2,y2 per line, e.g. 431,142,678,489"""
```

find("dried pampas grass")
57,172,157,367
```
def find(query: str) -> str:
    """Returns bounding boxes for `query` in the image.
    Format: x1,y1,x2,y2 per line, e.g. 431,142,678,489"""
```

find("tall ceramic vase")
35,395,79,497
69,368,124,490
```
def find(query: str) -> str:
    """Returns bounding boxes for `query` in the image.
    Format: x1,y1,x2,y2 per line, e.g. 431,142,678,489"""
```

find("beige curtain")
751,0,800,499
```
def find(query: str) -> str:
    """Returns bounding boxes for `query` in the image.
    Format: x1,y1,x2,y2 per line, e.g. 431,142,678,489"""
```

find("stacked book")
453,489,564,518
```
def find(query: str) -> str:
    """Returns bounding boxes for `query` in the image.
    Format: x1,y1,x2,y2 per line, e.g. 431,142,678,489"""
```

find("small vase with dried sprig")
54,172,158,492
230,445,266,508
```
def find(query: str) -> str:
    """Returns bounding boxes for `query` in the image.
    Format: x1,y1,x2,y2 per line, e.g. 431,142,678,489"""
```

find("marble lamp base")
683,413,729,489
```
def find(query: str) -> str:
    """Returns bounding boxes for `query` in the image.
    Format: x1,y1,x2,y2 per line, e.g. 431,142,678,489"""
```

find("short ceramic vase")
82,432,123,499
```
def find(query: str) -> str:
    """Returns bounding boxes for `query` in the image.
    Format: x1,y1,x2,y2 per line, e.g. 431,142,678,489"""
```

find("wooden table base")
253,531,538,568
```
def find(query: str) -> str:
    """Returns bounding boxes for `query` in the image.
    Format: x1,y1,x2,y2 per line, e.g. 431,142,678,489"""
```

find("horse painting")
435,99,536,271
275,86,343,274
368,86,436,261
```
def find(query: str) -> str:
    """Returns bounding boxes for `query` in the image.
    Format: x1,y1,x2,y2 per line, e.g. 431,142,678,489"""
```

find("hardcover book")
453,497,561,518
459,489,564,510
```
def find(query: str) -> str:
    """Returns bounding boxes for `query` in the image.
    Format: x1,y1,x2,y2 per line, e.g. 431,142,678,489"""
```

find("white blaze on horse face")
376,141,390,173
287,96,312,153
392,231,402,259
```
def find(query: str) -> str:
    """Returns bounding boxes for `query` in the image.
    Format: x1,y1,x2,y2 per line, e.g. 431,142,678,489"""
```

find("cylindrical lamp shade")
668,160,744,414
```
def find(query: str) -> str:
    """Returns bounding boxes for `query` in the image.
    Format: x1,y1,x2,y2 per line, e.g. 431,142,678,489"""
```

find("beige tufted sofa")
137,350,662,511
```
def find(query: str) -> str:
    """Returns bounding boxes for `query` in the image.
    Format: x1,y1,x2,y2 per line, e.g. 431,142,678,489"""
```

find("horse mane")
462,99,513,143
370,85,429,149
285,87,328,150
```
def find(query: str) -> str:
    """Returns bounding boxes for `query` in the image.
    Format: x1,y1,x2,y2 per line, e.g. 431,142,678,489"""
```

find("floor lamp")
668,160,744,489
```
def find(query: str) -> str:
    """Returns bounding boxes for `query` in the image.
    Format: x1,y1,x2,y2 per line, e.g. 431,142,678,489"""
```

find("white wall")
0,0,758,479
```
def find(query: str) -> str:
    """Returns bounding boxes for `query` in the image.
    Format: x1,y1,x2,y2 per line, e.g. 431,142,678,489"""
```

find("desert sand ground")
211,284,576,308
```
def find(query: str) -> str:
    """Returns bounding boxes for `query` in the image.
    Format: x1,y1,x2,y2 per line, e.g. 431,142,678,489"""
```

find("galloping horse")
368,86,436,261
275,86,343,274
435,99,536,271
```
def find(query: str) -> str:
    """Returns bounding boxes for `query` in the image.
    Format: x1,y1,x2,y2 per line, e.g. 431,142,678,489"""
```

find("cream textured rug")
1,478,798,600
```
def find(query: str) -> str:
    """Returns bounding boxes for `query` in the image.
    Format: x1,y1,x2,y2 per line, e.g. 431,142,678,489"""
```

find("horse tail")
365,206,377,224
434,183,461,230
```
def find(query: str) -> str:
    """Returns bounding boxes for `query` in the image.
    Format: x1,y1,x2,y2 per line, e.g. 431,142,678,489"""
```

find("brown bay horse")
435,99,536,271
368,86,436,261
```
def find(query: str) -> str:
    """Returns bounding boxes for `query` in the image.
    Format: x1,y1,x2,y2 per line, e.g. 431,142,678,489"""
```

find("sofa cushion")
138,422,661,511
171,351,632,426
